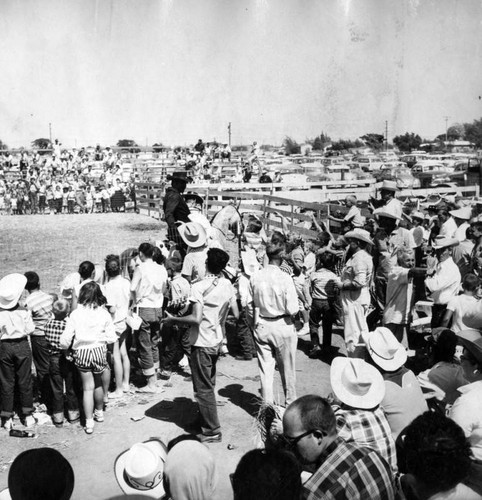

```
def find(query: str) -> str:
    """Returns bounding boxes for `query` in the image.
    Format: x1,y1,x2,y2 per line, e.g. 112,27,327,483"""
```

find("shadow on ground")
218,383,261,418
145,396,199,433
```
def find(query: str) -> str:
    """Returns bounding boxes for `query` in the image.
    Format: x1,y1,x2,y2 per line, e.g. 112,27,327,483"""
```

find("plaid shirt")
333,406,397,473
44,319,67,354
302,438,395,500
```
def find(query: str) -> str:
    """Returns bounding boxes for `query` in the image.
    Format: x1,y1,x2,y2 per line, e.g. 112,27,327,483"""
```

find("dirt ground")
0,213,339,500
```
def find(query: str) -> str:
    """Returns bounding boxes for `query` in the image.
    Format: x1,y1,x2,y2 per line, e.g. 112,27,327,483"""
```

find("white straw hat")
432,235,459,250
344,228,373,246
0,274,27,310
449,206,472,220
114,439,167,498
330,358,385,409
178,222,207,248
363,327,407,372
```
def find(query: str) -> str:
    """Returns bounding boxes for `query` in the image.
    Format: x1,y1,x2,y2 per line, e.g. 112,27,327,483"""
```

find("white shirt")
425,257,461,305
449,380,482,461
0,309,34,340
446,294,479,333
344,205,364,227
383,266,412,325
248,264,299,318
439,217,457,239
104,276,131,334
454,221,469,242
131,260,168,308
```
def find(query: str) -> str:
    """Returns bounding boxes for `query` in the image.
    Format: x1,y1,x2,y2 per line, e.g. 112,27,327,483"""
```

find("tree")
116,139,140,153
309,132,331,151
392,132,422,152
283,136,301,155
360,133,385,151
330,139,363,152
463,118,482,148
31,138,50,150
0,139,8,150
152,142,164,152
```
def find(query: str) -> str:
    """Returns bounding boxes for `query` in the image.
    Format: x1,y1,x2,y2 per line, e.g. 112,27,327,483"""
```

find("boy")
44,299,80,426
0,274,36,429
24,271,54,407
442,273,479,333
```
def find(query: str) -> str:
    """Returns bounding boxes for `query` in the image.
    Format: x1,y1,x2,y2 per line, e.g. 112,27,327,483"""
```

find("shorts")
73,346,108,374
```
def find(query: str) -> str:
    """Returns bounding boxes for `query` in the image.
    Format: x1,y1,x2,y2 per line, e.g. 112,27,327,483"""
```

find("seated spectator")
364,327,427,441
0,448,75,500
232,448,301,500
330,357,398,472
400,412,480,500
282,394,395,500
164,434,216,500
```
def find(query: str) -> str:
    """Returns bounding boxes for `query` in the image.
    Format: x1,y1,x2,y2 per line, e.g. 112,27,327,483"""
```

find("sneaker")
178,355,189,368
24,415,37,428
2,418,13,431
93,409,104,423
85,419,94,434
196,432,222,443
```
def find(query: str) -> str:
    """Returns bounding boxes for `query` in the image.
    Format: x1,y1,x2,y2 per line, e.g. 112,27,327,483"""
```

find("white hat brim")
0,274,27,309
178,223,207,248
330,357,385,410
114,439,167,498
344,231,373,246
364,334,407,372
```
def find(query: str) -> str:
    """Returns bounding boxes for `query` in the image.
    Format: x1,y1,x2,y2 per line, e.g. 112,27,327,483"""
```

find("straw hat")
344,228,373,246
0,274,27,310
380,180,400,192
178,222,207,248
411,211,425,221
241,249,260,276
114,439,167,498
432,235,459,250
330,358,385,409
363,327,407,372
450,206,472,221
373,205,402,220
456,329,482,365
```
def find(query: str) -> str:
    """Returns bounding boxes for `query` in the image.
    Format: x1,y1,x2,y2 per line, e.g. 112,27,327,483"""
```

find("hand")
162,311,175,325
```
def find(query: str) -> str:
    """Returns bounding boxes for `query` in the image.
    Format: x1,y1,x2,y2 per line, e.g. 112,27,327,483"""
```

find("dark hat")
183,192,204,205
166,171,193,183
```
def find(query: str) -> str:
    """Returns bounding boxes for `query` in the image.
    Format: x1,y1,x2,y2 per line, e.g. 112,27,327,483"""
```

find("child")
103,255,131,397
442,273,479,333
44,299,80,426
59,282,117,434
67,187,76,214
242,216,267,264
308,252,341,358
0,274,35,430
383,248,426,345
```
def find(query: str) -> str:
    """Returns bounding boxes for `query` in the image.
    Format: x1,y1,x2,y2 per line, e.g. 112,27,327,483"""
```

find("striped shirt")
44,319,67,354
310,269,340,301
302,438,395,500
333,406,397,473
25,290,54,336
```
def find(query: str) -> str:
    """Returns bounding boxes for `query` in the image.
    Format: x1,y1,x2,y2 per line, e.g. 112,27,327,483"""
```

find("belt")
260,314,290,320
1,337,28,342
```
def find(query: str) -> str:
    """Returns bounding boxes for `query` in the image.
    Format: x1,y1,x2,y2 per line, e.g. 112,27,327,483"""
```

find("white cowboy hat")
373,206,402,220
432,235,459,250
380,180,400,192
363,327,407,372
241,249,260,276
178,222,207,248
0,274,27,310
114,439,167,498
449,206,472,220
344,228,373,246
330,358,385,409
411,211,425,221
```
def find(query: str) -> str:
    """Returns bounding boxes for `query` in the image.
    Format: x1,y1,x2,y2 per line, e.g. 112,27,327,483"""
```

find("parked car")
376,166,420,189
411,162,453,188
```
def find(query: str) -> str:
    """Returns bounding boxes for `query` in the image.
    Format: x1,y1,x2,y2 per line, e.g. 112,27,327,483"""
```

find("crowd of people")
1,170,482,498
0,144,136,215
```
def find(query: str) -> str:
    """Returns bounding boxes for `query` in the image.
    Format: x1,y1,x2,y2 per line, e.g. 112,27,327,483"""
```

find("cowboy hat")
166,171,193,183
411,211,425,221
373,206,402,220
0,274,27,310
380,180,400,192
450,206,472,220
183,192,204,205
432,235,459,250
363,327,407,372
178,222,207,248
241,249,260,276
330,358,385,409
456,329,482,365
344,228,373,246
114,439,167,498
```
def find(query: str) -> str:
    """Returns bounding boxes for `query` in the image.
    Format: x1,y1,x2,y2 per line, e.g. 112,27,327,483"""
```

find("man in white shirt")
450,206,472,243
438,208,457,239
248,243,299,406
329,195,364,232
130,242,168,392
425,236,461,328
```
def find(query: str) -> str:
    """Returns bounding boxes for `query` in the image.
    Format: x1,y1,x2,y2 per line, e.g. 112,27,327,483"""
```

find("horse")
210,202,243,253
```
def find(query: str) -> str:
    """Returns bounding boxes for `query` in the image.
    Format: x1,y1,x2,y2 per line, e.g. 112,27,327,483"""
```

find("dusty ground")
0,213,339,500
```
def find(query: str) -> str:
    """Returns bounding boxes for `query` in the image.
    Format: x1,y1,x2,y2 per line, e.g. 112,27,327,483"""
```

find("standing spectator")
248,243,299,406
130,242,168,393
438,208,458,239
162,248,239,442
24,271,54,408
179,222,209,283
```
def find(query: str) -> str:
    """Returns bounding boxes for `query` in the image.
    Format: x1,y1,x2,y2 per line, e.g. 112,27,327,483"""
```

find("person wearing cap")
330,358,397,472
425,235,461,328
282,394,395,500
339,228,373,355
438,208,457,239
179,222,209,283
247,243,299,406
162,171,192,250
364,327,427,441
0,274,36,430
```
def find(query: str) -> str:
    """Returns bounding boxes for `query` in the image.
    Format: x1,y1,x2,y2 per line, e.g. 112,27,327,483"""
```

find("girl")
103,255,131,397
59,282,116,434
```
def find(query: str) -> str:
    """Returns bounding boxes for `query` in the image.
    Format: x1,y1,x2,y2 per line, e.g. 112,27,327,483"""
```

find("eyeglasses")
283,429,321,447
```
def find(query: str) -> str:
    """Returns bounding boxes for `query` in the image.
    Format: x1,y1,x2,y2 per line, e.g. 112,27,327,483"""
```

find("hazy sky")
1,0,482,148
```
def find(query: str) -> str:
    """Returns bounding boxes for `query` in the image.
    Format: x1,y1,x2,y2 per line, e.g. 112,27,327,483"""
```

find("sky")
1,0,482,148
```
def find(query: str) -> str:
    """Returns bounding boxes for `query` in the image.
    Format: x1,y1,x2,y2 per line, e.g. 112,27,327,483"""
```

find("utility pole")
385,120,388,151
228,122,231,147
49,123,52,145
444,116,449,142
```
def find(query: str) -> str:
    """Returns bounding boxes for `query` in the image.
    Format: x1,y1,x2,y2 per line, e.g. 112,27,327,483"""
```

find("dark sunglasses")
283,429,322,447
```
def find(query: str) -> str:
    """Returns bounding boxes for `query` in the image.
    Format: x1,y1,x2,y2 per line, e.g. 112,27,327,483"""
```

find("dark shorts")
74,346,107,374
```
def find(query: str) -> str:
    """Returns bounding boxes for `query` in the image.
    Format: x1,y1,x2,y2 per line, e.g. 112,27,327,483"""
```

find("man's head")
138,242,155,262
438,209,450,225
282,395,337,465
380,188,393,203
345,195,356,207
24,271,40,292
172,178,187,193
397,248,415,269
206,248,229,275
377,214,397,232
